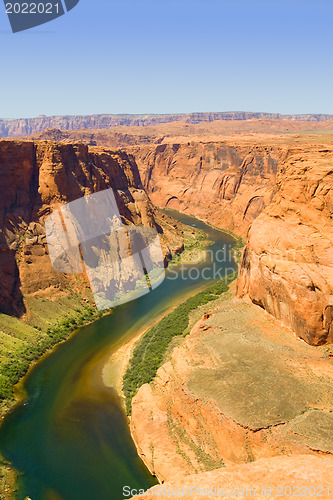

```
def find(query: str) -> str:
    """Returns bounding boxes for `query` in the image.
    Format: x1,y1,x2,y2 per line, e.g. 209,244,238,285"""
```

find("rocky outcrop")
0,140,184,316
237,147,333,345
1,112,333,138
133,140,284,236
130,294,333,483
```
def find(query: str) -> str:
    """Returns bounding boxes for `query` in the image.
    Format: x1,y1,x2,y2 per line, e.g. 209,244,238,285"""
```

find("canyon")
0,118,332,498
106,123,331,496
0,138,189,319
3,125,332,346
130,133,332,347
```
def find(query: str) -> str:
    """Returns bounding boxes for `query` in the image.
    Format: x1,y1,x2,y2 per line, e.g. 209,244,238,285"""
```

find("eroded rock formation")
133,140,284,236
0,140,184,316
130,293,333,485
237,147,333,345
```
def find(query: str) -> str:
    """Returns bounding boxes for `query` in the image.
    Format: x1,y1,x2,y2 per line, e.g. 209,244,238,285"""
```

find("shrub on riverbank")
123,273,237,414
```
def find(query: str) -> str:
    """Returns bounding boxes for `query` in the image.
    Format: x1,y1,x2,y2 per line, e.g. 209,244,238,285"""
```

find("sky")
1,0,333,118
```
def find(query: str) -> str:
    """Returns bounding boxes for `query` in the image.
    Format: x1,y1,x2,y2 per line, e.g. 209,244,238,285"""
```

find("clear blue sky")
1,0,333,118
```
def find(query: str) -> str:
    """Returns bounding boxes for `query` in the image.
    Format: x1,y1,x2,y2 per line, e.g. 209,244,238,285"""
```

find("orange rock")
0,140,183,315
238,147,333,345
133,141,283,237
130,455,333,500
130,295,333,482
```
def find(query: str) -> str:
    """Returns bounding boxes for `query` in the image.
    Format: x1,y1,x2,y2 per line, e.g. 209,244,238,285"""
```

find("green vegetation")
123,273,236,414
0,291,104,498
0,299,102,406
170,227,212,266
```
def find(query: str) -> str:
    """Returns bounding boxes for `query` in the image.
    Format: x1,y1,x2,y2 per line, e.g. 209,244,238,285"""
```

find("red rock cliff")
131,137,333,346
0,140,183,316
133,140,284,236
237,146,333,345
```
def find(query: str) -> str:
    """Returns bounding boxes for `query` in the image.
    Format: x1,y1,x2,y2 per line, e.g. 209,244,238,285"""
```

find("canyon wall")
0,140,183,317
133,140,284,237
131,138,333,346
237,147,333,345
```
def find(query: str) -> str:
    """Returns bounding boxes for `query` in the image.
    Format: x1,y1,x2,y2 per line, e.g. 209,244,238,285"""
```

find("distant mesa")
1,111,333,138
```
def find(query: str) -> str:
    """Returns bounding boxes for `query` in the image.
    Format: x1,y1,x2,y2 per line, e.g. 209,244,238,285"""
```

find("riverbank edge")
102,220,241,411
0,216,214,499
0,304,108,499
102,282,237,482
160,208,244,264
103,223,242,482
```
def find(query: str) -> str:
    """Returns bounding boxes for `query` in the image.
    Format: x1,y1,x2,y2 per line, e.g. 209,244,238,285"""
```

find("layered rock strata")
237,147,333,345
0,140,184,316
2,112,333,138
134,141,284,236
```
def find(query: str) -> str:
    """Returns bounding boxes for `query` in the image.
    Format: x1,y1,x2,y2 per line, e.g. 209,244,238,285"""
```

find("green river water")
0,211,236,500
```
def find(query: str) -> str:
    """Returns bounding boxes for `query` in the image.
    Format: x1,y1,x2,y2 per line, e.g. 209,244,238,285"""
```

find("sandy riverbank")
101,229,224,404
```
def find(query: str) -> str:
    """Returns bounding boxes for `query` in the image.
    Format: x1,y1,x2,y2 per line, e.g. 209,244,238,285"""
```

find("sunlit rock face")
0,140,183,316
133,140,283,237
133,137,333,346
237,147,333,345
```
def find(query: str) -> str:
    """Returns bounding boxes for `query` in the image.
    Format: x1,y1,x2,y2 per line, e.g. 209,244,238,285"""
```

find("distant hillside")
1,112,333,138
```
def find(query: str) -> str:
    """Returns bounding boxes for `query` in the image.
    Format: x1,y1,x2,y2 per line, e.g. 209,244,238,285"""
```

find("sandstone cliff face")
237,147,333,345
0,140,183,316
133,141,284,236
132,137,333,346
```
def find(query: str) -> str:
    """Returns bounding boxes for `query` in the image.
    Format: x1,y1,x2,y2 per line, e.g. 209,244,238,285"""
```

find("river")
0,210,236,500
